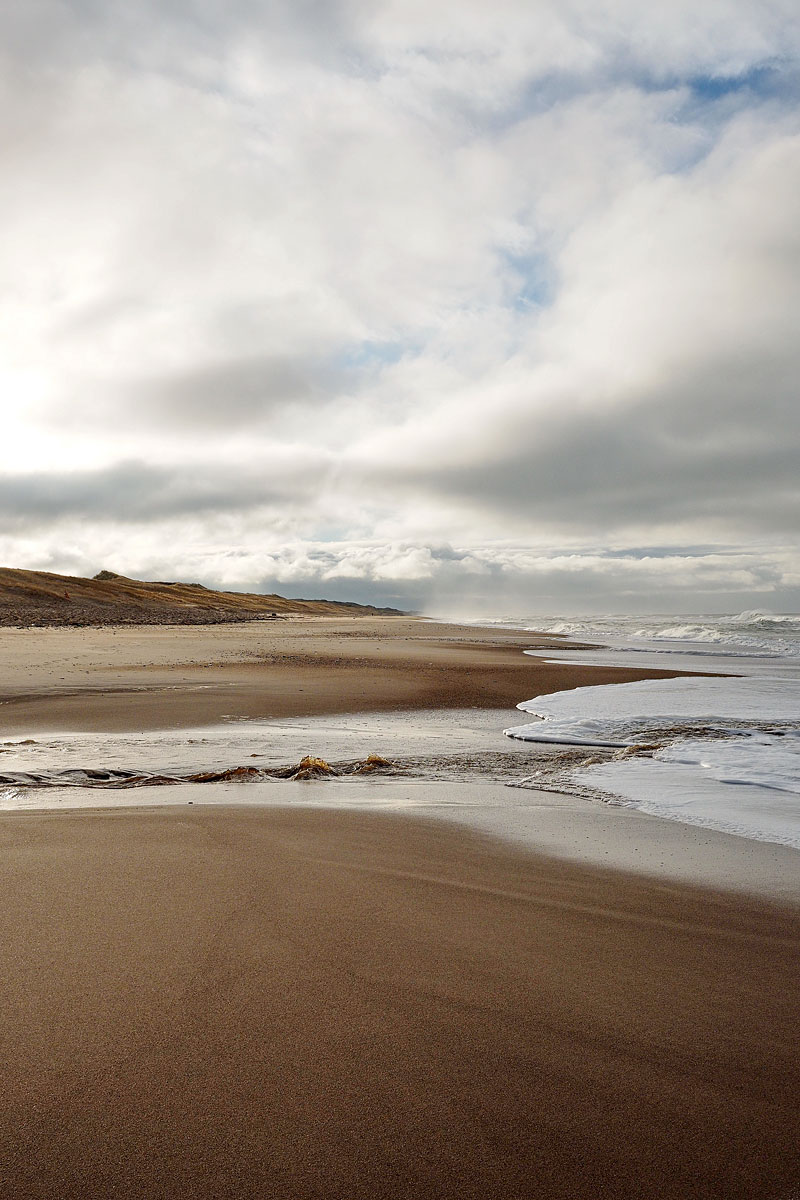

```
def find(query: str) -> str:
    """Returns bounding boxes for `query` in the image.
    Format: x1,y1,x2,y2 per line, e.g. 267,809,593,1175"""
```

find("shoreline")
1,613,796,886
2,617,799,1196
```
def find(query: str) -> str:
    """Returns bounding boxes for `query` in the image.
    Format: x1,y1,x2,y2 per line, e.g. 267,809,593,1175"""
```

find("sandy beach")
5,0,799,1192
1,617,798,1199
0,615,697,732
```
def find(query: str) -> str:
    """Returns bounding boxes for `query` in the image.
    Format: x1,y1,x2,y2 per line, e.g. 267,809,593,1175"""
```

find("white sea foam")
526,610,800,659
507,675,800,738
4,610,800,852
504,613,800,849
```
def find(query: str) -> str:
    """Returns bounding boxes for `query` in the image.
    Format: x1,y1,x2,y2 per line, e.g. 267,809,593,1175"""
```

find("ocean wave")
506,673,800,849
516,611,800,659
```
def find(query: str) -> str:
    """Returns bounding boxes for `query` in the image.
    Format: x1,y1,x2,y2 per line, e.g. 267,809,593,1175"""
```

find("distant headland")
0,568,405,628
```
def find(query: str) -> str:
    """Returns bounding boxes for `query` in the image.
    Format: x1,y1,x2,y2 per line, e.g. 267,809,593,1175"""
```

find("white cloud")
0,0,798,611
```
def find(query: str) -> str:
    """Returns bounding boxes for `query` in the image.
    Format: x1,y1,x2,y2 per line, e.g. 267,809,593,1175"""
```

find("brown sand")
2,616,795,1197
0,806,798,1200
0,616,699,732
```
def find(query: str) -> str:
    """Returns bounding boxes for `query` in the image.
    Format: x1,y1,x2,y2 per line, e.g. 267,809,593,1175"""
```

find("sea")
1,610,798,854
500,611,800,850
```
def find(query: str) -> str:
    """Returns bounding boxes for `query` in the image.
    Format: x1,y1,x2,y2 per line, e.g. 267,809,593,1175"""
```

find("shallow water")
0,707,555,809
4,611,799,854
501,612,800,850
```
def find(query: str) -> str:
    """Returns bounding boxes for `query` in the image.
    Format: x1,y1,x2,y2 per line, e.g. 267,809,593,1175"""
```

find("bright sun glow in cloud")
1,0,799,612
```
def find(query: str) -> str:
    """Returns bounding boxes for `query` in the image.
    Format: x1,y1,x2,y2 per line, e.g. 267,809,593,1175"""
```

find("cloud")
0,0,798,611
5,530,796,614
0,458,329,524
346,111,800,540
120,356,339,430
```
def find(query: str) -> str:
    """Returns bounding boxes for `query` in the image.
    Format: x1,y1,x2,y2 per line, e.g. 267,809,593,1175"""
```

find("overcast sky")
2,0,799,614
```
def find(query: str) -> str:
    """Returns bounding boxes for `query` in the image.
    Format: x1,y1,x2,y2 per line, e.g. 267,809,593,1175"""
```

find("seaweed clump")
351,754,393,774
274,753,395,780
286,755,339,780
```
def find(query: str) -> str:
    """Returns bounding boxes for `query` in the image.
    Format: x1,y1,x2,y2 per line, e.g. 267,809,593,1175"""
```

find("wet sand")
0,616,696,732
1,805,798,1200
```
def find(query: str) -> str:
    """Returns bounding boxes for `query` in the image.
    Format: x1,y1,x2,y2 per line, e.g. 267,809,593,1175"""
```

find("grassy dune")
0,568,402,626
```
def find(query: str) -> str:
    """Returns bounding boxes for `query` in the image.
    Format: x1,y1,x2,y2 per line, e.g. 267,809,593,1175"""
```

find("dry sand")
1,617,798,1198
1,806,798,1200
